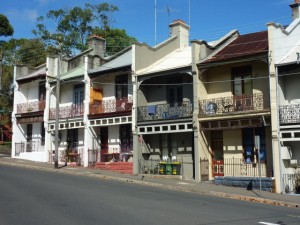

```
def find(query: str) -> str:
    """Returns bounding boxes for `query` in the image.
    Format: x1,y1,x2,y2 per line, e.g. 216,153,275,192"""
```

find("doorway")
211,130,224,177
100,127,108,162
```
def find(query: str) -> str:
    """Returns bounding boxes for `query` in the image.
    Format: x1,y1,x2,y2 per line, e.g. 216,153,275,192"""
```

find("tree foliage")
0,38,46,114
32,3,136,57
94,28,137,55
0,14,14,38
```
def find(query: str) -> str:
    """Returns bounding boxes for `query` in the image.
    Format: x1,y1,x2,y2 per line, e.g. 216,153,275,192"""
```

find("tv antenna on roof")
154,1,180,44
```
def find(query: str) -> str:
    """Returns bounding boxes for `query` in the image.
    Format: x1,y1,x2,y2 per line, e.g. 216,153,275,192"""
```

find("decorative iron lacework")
198,93,267,117
279,104,300,124
49,103,84,119
137,101,193,122
17,100,45,113
89,96,133,115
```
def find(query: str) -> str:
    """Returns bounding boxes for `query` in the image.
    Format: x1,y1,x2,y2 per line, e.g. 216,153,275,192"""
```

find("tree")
32,3,136,57
0,38,46,115
0,14,14,38
94,28,137,55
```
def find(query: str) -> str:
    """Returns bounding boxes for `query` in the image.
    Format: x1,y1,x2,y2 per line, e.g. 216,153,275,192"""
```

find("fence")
15,141,42,156
15,142,25,156
282,173,300,194
88,149,101,166
223,158,268,177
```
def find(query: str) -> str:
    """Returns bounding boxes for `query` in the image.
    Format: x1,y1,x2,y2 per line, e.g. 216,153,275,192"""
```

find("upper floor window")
74,84,84,105
232,65,252,96
39,82,46,101
167,86,183,107
115,75,128,99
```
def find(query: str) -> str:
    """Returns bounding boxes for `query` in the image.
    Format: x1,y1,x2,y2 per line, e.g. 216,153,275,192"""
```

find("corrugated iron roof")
60,66,85,81
138,46,191,75
277,40,300,66
202,30,268,64
16,66,46,83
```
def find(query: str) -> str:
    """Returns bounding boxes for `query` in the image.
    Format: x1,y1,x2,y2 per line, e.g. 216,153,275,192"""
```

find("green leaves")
32,3,131,57
0,14,14,38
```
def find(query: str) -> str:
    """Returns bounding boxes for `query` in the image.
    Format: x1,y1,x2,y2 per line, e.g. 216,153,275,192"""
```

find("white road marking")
287,214,300,218
259,222,280,225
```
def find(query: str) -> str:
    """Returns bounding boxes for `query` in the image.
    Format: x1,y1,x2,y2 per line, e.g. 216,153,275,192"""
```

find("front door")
26,124,33,152
211,130,224,177
100,127,108,162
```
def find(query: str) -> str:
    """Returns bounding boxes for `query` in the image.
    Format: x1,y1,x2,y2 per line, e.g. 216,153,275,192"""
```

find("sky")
0,0,295,46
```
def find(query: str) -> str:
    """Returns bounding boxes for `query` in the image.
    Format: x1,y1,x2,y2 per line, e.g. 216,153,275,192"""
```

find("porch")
137,102,193,122
199,93,269,117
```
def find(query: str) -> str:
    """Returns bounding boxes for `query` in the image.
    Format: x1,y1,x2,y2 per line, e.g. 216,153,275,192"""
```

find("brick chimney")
87,35,106,57
290,0,300,20
169,19,190,48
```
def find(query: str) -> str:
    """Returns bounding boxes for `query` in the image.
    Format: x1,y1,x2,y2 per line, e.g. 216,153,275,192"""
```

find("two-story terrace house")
12,64,47,161
45,36,105,167
193,29,275,190
268,0,300,194
133,20,194,179
86,46,133,173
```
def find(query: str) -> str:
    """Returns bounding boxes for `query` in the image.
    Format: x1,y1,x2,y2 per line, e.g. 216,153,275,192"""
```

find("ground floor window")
242,127,266,163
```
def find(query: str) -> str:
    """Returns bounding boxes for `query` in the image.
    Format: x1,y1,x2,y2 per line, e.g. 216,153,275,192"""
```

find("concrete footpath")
0,155,299,209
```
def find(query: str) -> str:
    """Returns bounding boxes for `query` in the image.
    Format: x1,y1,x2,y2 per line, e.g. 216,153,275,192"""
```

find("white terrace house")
86,47,133,166
268,0,300,193
132,20,195,179
12,64,47,161
45,36,105,166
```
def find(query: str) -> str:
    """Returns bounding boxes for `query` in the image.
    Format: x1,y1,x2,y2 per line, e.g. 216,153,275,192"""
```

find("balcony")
49,103,84,119
16,100,45,114
279,104,300,125
89,97,133,116
199,93,268,117
137,102,193,122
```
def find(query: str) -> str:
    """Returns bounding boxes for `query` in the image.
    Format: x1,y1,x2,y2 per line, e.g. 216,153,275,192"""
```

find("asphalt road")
0,165,299,225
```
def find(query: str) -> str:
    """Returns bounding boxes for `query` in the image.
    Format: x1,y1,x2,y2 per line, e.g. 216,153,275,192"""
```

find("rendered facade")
10,0,300,194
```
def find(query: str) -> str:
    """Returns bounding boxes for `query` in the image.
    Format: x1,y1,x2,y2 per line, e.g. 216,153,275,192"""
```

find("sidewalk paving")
0,155,299,209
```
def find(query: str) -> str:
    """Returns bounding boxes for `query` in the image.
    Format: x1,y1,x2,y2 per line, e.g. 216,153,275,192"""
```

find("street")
0,165,299,225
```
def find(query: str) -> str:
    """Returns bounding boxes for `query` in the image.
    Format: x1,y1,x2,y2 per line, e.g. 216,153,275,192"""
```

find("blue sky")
0,0,294,46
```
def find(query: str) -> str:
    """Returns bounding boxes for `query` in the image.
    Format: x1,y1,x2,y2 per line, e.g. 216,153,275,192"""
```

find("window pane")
234,77,242,96
243,75,252,95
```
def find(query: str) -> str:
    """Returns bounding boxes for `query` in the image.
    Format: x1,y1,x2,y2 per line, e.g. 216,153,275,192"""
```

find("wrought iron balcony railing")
199,93,268,117
279,104,300,125
89,97,133,115
49,103,84,119
137,101,193,122
16,100,45,114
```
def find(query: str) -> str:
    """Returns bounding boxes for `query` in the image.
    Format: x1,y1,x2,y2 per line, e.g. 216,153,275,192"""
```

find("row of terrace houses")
11,1,300,193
